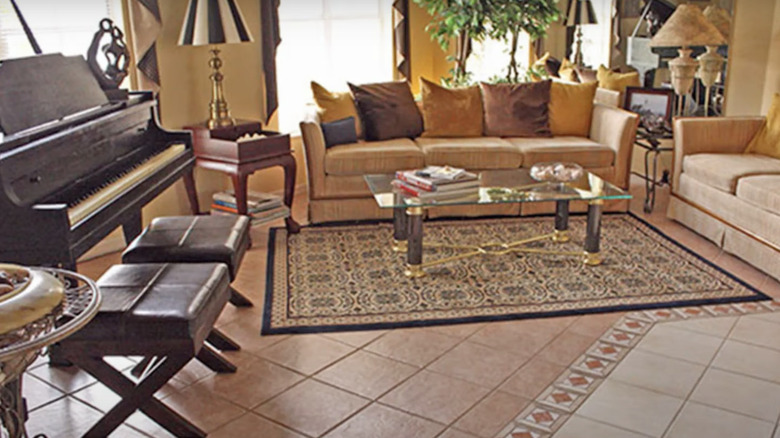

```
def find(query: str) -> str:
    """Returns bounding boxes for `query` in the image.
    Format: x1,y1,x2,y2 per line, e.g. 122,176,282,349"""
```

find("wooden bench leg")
207,328,240,351
196,344,237,373
69,354,205,438
229,286,253,307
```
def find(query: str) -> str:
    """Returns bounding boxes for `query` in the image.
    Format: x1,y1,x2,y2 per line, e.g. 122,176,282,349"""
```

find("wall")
760,0,780,113
407,2,452,94
724,0,777,116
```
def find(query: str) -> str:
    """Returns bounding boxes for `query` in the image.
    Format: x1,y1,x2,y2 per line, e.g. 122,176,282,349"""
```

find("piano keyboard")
68,144,187,225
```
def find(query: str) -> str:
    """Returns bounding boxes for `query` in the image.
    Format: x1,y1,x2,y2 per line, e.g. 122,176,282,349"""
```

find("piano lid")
0,53,109,136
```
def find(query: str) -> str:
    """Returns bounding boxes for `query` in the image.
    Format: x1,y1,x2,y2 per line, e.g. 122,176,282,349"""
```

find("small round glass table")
0,268,101,438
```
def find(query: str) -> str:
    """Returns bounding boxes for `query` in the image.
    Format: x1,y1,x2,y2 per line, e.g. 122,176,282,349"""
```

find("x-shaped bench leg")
69,355,205,438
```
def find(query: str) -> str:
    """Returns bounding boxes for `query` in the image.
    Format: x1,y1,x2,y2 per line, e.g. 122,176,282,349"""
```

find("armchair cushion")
682,153,780,193
736,175,780,215
745,93,780,159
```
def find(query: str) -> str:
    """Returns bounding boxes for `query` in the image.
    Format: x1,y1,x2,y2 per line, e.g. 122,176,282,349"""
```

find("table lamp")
179,0,253,129
649,4,725,116
565,0,598,68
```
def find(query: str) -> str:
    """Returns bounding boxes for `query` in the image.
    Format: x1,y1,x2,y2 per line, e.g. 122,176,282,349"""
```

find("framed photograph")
624,87,675,132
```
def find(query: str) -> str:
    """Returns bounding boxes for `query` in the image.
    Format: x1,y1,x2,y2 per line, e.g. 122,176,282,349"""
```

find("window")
469,33,531,83
0,0,124,60
578,0,612,68
276,0,394,132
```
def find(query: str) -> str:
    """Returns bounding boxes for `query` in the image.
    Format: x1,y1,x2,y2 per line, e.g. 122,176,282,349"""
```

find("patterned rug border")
262,213,770,335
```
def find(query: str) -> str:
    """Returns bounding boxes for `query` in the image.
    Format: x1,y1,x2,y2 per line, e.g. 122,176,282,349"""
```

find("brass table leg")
405,206,425,278
584,199,603,265
392,195,408,252
553,200,570,243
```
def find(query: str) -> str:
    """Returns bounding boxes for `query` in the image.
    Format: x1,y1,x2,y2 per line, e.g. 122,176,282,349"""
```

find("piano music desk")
186,121,301,233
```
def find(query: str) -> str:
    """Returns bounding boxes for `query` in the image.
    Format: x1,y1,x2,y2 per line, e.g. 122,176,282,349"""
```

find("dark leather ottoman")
55,263,231,438
122,215,252,307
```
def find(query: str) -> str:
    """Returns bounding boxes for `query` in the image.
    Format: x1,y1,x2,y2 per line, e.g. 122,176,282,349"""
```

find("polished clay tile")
315,350,417,399
427,341,529,388
257,334,355,375
452,390,529,438
364,328,460,367
323,403,443,438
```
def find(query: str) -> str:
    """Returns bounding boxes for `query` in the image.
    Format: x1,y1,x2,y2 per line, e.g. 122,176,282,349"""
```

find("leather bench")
122,215,251,372
54,263,231,438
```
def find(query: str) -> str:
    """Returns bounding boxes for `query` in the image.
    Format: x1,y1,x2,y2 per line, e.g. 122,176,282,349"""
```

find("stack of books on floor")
392,166,480,201
211,190,290,225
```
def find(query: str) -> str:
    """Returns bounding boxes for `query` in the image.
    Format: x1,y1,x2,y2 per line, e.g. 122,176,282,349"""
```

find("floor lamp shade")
179,0,253,46
178,0,254,129
649,4,725,114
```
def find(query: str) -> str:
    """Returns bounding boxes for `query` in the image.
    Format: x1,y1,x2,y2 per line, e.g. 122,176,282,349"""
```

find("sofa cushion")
348,81,423,141
481,81,552,137
736,175,780,215
415,137,522,169
549,80,597,137
420,78,483,137
682,153,780,193
324,138,424,176
506,137,615,168
311,81,362,138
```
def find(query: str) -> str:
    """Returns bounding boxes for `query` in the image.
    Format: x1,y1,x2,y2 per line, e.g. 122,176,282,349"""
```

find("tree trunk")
506,30,519,82
455,31,472,85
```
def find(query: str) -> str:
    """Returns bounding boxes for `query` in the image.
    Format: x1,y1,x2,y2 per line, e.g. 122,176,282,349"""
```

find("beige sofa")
300,90,639,224
667,117,780,281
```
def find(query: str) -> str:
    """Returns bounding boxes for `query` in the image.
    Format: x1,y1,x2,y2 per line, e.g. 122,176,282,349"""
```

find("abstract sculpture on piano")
86,18,130,100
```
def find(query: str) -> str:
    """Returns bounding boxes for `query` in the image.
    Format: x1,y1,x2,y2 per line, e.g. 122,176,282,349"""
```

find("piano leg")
182,169,200,215
122,212,143,245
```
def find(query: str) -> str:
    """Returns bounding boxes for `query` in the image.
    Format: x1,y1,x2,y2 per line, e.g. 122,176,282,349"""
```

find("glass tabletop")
365,169,631,209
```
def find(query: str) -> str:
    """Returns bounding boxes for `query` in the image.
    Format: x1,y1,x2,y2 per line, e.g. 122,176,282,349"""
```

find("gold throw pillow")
311,81,362,138
745,93,780,159
597,65,641,93
549,80,598,137
420,78,483,137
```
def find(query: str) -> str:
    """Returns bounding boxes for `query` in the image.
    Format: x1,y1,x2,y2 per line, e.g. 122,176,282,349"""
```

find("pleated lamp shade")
179,0,253,46
650,4,725,48
703,5,731,41
565,0,598,27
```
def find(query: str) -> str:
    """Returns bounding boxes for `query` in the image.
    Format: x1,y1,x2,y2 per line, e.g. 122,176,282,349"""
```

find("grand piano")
0,53,198,270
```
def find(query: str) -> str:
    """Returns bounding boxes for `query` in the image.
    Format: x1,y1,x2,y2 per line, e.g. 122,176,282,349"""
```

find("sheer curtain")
276,0,394,132
578,0,613,68
469,34,531,83
0,0,124,59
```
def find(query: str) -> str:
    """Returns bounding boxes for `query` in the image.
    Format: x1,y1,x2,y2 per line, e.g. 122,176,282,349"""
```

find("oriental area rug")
262,215,768,334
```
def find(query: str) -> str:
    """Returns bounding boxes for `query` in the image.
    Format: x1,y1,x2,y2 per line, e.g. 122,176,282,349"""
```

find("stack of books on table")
392,166,480,201
210,190,290,225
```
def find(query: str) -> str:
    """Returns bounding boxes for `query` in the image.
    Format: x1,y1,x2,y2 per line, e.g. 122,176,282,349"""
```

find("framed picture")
624,87,675,132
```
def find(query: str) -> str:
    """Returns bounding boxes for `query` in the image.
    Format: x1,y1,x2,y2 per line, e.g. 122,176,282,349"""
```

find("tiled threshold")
497,300,780,438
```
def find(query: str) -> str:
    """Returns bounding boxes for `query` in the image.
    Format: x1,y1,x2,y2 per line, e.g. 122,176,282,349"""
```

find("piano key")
67,144,187,225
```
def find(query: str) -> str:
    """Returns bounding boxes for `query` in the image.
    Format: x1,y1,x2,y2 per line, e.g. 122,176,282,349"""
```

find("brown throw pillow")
481,81,552,137
348,81,423,141
420,78,483,137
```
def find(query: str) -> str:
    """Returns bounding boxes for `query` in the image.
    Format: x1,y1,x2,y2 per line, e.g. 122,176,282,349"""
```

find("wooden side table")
185,121,301,233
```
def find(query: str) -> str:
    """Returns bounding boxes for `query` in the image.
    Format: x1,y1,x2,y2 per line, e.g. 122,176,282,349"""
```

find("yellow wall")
408,2,452,94
761,0,780,113
725,0,777,116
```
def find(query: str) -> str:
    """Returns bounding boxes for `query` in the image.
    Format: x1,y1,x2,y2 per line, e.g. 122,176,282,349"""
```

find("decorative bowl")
530,162,583,183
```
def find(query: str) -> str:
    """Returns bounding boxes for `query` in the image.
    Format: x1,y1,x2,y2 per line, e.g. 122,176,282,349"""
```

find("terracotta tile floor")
21,176,779,438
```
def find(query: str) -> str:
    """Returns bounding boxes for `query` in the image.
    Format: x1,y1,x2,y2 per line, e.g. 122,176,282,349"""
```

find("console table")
186,121,301,233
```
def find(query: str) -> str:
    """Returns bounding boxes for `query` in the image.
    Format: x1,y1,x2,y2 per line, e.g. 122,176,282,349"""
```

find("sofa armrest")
589,103,639,189
671,116,765,192
299,105,326,199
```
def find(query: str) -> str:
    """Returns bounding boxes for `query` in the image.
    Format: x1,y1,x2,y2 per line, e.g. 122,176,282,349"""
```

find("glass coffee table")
364,169,632,278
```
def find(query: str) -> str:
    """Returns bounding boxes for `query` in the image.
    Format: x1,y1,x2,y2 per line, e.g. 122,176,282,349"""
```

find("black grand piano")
0,53,198,269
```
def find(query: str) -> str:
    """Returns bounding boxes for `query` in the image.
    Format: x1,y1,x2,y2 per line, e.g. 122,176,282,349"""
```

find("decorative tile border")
496,299,780,438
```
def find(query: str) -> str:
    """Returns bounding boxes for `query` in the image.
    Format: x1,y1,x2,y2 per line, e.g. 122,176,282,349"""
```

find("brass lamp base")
207,48,235,129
